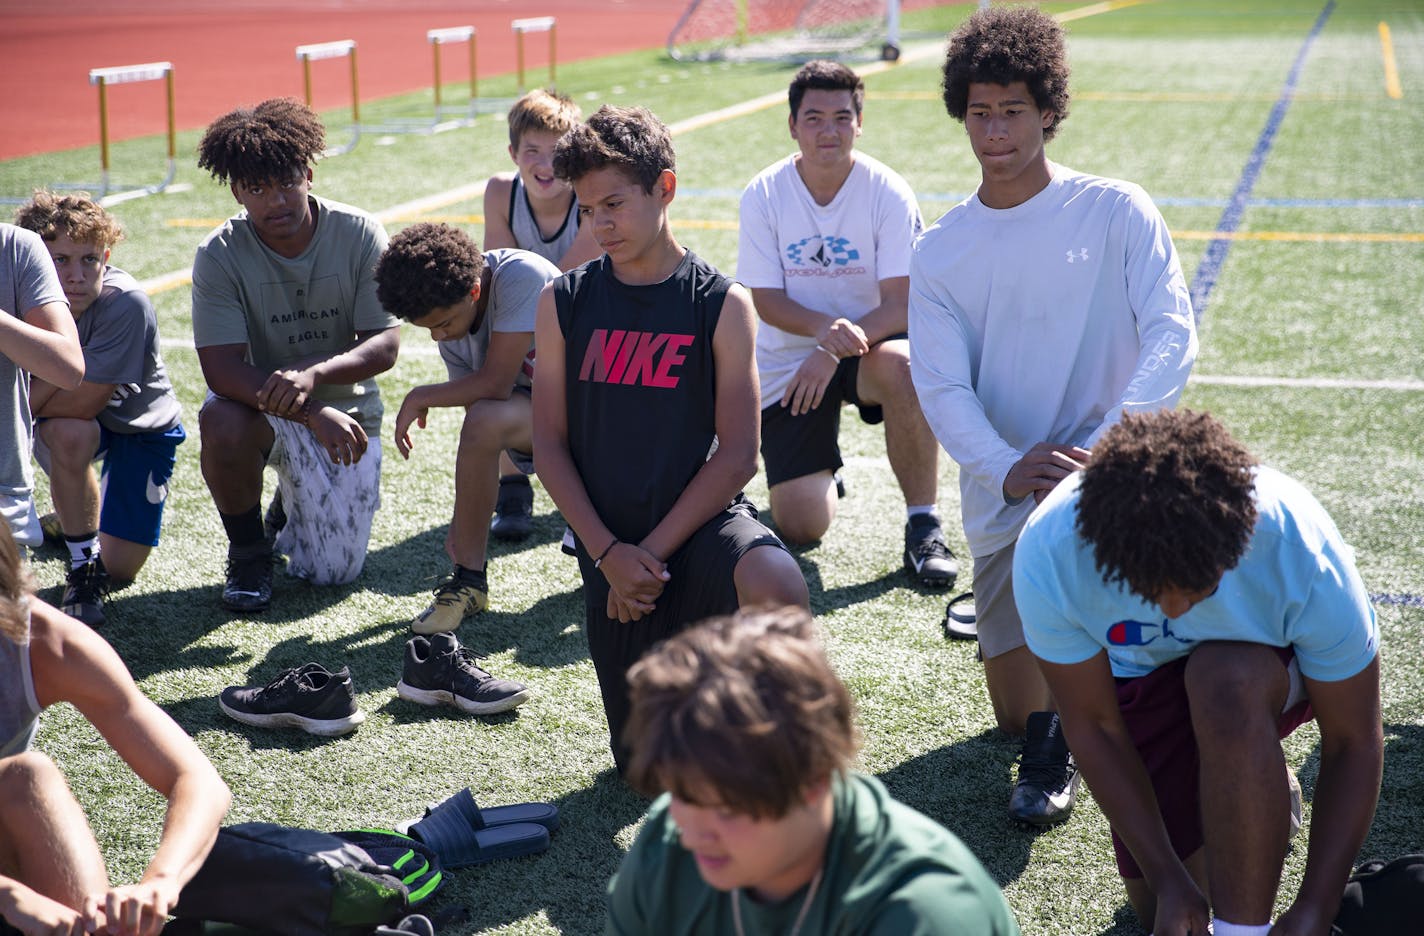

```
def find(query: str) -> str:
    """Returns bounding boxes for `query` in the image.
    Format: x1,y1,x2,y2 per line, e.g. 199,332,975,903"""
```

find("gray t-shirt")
191,196,397,432
439,248,560,389
1,224,68,498
78,266,182,434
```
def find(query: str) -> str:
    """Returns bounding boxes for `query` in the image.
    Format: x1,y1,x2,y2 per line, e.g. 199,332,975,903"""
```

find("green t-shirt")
606,772,1021,935
190,196,396,431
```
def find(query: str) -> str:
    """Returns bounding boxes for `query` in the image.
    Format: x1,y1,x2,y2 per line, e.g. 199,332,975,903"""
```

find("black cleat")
1009,711,1080,826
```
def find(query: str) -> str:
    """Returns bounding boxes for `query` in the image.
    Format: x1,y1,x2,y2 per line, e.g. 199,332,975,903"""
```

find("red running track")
0,0,684,160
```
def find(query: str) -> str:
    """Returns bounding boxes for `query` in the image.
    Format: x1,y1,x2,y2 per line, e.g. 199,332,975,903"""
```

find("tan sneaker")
39,511,63,545
411,569,488,634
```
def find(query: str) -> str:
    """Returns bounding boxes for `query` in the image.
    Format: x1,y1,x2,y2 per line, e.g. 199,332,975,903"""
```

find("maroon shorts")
1110,646,1314,878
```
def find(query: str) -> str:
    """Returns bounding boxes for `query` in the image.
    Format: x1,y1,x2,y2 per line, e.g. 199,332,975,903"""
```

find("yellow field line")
1380,22,1404,100
1057,0,1154,25
1173,229,1424,244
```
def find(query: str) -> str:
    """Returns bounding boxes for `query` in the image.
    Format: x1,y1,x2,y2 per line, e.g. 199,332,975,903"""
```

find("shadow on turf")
799,558,907,614
876,728,1040,885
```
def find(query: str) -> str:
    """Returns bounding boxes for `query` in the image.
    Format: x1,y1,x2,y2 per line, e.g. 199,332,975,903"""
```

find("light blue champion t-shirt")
1014,466,1378,682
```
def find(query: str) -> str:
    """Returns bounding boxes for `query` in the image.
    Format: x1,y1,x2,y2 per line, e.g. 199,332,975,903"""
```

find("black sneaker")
219,663,366,736
222,542,274,613
62,558,110,628
398,633,530,715
904,514,958,588
489,476,533,541
1009,711,1080,825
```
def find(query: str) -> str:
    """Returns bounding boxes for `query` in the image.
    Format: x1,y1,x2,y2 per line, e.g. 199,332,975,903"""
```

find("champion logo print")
1105,619,1195,647
1065,247,1090,263
578,328,694,388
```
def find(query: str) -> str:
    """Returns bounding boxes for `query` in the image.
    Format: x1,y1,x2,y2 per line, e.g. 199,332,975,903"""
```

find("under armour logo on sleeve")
1065,248,1090,263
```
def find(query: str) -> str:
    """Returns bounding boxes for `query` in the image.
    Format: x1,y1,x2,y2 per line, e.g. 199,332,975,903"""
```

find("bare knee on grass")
769,471,837,545
36,417,100,471
734,545,809,610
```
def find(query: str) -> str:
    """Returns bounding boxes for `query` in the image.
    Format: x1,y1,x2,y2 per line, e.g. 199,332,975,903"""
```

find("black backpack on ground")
166,822,443,936
1332,853,1424,936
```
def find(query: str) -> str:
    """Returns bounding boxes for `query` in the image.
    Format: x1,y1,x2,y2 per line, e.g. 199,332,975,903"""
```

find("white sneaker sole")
219,700,365,736
396,680,530,715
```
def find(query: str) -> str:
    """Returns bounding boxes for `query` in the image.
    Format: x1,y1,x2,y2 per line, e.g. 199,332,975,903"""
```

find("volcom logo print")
579,329,694,388
786,235,860,268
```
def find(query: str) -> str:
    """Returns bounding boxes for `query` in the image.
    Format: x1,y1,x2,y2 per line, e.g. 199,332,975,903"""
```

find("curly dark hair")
624,606,857,819
197,98,326,188
788,59,864,119
1077,410,1259,602
552,105,674,194
14,191,124,249
374,222,485,323
941,5,1071,142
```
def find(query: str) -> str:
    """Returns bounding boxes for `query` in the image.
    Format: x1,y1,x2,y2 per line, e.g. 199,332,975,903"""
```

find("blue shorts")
97,423,185,547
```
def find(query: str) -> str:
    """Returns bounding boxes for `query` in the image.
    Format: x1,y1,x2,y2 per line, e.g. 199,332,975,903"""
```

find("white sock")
1212,919,1272,936
64,533,100,569
906,505,938,520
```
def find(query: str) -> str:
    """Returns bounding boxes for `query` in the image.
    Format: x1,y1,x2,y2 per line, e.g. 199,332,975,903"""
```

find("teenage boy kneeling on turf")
374,223,561,634
1015,410,1381,936
481,89,602,540
909,6,1197,826
607,606,1022,934
532,105,809,772
192,98,401,614
16,192,186,630
0,523,230,936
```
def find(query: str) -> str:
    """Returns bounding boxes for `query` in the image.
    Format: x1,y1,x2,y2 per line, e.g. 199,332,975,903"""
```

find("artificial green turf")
8,0,1423,933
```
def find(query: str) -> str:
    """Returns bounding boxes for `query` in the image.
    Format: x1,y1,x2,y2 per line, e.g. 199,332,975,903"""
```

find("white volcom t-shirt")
738,151,922,403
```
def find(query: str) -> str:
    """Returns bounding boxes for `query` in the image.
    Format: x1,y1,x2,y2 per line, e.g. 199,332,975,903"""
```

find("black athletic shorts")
759,333,907,487
576,496,787,771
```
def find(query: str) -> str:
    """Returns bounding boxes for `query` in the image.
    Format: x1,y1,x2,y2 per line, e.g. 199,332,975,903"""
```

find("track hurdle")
365,26,485,135
296,40,361,155
429,26,479,125
2,61,180,207
511,17,557,91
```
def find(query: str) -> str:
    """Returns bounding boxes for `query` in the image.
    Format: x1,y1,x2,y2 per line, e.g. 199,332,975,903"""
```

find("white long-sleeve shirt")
909,164,1197,557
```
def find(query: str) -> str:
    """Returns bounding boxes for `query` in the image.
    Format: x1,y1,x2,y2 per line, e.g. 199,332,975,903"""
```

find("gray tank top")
0,610,39,757
509,176,580,265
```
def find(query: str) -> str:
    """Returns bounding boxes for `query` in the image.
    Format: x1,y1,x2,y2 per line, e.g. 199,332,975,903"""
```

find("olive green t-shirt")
606,772,1021,935
190,196,396,432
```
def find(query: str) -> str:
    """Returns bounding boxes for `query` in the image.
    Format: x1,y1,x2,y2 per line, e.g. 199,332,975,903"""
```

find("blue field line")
1189,0,1336,320
1372,593,1424,609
